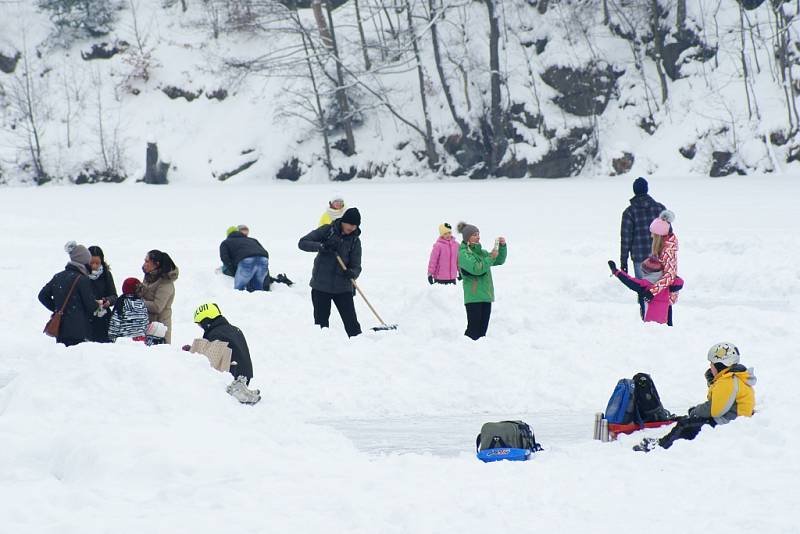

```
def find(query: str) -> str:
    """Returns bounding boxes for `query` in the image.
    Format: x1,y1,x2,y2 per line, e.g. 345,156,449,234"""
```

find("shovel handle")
335,254,388,326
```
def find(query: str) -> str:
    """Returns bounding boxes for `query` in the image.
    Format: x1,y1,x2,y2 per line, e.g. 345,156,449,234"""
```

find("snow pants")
658,416,716,449
311,289,362,337
464,302,492,340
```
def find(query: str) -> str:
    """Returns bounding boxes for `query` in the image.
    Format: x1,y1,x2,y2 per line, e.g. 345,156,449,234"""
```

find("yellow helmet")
194,303,221,323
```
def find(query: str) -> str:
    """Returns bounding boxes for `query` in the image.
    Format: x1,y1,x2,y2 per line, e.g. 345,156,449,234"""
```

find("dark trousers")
57,338,84,347
464,302,492,340
658,416,715,449
312,289,362,337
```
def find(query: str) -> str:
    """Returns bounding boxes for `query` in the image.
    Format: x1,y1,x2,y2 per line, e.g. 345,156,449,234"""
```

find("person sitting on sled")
634,342,756,452
608,256,684,325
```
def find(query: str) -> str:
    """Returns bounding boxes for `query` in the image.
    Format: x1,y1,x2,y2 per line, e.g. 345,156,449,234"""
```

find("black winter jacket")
219,232,269,273
38,265,97,343
620,194,667,264
88,269,118,342
298,220,362,294
202,315,254,381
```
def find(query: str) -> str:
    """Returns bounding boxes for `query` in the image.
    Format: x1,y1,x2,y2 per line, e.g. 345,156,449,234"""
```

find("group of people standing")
39,244,178,346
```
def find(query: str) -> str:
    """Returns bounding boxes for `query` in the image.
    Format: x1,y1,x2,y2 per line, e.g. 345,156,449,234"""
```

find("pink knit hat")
649,209,675,236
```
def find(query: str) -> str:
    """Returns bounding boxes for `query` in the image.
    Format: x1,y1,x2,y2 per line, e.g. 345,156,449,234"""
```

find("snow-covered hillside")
1,0,799,184
0,176,797,532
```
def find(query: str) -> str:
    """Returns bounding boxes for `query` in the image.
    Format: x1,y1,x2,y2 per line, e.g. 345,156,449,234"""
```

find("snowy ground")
1,176,798,533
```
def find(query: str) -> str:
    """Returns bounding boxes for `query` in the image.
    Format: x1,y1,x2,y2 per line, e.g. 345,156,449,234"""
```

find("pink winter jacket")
650,233,679,305
616,270,684,324
428,237,459,281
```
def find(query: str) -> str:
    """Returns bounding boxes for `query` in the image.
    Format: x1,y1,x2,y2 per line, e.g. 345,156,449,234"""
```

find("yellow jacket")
691,364,756,424
319,206,345,228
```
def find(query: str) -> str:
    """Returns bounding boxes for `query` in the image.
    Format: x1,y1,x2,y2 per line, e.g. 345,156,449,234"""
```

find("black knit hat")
341,207,361,226
633,177,648,195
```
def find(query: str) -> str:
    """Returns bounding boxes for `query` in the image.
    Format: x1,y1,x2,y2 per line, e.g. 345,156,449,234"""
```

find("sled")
607,420,676,438
477,447,532,463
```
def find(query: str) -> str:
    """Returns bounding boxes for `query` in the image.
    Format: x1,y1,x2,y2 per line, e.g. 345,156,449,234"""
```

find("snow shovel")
336,255,398,331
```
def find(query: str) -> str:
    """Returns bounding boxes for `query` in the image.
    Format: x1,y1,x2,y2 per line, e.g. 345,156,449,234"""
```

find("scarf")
326,206,345,222
67,261,89,276
642,270,662,284
88,265,104,281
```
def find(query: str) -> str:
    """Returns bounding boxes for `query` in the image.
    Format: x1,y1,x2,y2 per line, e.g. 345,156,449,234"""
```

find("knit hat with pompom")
649,209,675,236
64,240,91,265
457,222,479,242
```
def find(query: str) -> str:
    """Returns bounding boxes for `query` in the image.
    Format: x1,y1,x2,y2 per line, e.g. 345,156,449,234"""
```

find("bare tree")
354,0,372,70
404,0,438,168
325,0,356,154
429,0,469,138
485,0,506,172
9,40,48,184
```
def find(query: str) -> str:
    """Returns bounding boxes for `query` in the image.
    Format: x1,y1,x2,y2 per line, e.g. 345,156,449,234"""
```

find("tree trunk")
676,0,686,33
354,0,371,70
537,0,549,15
405,0,438,169
429,0,468,138
325,1,356,155
650,0,669,104
302,32,332,177
143,142,169,184
312,0,332,47
485,0,506,172
602,0,609,26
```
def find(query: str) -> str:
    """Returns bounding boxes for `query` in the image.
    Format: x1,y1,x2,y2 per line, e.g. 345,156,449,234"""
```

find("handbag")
43,275,82,338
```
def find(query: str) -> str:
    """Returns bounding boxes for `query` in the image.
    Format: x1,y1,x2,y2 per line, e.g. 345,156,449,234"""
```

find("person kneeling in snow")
193,303,260,404
608,257,683,325
634,342,756,452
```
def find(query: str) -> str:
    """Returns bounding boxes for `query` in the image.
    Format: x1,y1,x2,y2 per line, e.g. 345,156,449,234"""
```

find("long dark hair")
147,249,177,278
88,245,111,272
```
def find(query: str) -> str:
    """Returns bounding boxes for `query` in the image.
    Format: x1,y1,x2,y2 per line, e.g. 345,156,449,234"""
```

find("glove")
638,288,654,302
428,275,434,285
619,260,628,273
320,235,341,253
343,269,356,280
607,260,617,275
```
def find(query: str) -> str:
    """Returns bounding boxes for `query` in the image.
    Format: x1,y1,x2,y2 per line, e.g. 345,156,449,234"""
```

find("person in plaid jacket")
620,177,666,278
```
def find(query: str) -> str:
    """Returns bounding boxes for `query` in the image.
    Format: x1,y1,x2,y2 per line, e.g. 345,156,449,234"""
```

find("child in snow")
608,256,684,325
634,342,756,452
457,222,507,340
108,277,150,342
427,223,460,285
192,302,260,404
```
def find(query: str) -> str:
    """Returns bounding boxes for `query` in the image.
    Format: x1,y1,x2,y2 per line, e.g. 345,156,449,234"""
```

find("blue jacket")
620,194,666,264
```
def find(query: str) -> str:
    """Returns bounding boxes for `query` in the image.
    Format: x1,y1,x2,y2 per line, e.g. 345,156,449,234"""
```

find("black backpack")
632,372,674,423
476,420,543,452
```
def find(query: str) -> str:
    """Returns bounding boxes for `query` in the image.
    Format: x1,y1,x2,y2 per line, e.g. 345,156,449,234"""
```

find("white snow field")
1,176,798,533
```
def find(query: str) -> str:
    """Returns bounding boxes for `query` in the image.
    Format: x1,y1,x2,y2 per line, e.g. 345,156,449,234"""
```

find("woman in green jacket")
457,222,507,340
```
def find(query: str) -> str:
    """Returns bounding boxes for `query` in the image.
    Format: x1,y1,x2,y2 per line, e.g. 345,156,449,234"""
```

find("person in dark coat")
38,241,99,347
620,177,667,278
219,225,270,292
298,207,363,337
86,245,117,342
193,303,254,384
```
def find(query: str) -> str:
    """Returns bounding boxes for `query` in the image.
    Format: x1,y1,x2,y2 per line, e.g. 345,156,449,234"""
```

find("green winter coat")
459,242,507,304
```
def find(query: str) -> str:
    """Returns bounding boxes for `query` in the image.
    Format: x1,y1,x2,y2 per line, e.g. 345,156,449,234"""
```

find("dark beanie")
633,177,648,195
341,207,361,226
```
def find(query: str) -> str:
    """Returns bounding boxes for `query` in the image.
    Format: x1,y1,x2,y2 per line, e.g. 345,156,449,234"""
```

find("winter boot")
632,437,659,453
275,273,294,287
227,376,261,404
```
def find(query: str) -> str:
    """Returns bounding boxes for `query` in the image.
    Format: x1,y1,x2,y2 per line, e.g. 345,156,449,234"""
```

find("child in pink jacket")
608,257,684,325
427,223,460,285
